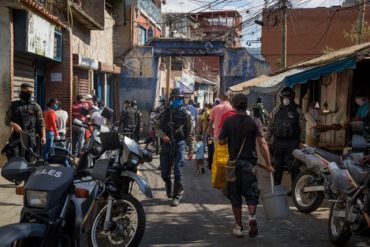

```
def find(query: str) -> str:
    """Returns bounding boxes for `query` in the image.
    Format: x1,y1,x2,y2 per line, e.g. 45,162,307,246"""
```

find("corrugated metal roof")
291,42,370,68
229,42,370,94
229,75,269,92
194,76,217,86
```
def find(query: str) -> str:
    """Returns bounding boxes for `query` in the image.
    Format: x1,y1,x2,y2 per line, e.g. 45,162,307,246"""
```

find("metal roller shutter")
74,68,89,96
13,53,35,100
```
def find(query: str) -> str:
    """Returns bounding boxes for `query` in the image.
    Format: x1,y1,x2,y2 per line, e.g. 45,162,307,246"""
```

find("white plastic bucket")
261,173,290,219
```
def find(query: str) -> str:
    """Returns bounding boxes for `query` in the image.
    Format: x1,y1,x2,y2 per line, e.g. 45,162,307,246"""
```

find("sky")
162,0,345,47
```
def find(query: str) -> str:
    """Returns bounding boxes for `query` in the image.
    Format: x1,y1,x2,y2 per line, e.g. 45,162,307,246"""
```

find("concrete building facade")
0,0,119,165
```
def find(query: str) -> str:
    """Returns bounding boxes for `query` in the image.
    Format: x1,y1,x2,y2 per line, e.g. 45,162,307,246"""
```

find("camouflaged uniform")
4,99,45,160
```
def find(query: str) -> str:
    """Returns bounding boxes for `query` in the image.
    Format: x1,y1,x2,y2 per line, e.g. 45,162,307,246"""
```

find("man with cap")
157,88,193,206
4,83,46,161
267,87,306,194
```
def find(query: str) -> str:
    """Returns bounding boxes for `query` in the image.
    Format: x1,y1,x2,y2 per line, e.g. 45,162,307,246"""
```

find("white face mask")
283,98,291,106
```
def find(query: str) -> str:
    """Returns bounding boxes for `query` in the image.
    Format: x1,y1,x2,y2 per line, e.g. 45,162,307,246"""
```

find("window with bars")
54,30,63,61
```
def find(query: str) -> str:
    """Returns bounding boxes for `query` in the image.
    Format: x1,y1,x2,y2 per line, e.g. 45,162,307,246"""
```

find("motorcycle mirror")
101,107,114,121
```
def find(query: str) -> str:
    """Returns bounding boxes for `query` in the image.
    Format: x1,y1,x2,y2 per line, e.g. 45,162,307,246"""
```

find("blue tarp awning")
284,58,357,87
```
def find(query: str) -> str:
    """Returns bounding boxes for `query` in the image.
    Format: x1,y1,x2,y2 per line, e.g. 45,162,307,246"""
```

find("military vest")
10,100,39,133
273,105,300,139
123,108,137,129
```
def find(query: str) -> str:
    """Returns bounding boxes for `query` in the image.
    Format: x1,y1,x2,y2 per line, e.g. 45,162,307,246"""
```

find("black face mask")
19,91,32,102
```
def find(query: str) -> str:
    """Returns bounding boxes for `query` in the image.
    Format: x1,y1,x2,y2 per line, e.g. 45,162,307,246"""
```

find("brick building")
113,0,162,62
0,0,120,165
261,5,370,72
162,10,242,84
191,10,242,82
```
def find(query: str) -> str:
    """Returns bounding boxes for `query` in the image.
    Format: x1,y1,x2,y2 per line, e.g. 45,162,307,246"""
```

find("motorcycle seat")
346,161,370,185
314,149,341,164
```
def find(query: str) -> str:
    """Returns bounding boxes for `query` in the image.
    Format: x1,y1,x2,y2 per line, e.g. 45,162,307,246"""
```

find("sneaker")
248,219,258,238
171,198,180,206
232,224,244,238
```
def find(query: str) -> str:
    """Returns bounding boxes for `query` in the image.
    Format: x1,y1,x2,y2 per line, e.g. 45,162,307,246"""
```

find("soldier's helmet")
279,86,295,99
170,88,184,99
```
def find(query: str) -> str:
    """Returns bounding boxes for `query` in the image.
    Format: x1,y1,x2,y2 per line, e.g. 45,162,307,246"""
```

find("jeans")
160,140,186,183
42,131,54,160
72,125,85,155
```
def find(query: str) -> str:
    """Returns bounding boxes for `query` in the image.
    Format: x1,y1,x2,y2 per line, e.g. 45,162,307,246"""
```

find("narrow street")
0,154,370,246
138,155,370,247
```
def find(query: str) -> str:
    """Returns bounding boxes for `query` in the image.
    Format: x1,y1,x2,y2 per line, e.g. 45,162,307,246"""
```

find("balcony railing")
137,0,161,24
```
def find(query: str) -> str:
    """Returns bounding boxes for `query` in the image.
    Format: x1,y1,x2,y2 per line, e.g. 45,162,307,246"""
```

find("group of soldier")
118,100,142,142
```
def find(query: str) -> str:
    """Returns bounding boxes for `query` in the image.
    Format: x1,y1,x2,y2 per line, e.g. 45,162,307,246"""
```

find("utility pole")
165,16,174,102
356,0,366,44
166,57,172,102
281,0,288,68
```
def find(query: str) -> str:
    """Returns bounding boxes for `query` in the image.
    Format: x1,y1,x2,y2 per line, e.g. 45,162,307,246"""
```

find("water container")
261,174,289,219
328,162,355,194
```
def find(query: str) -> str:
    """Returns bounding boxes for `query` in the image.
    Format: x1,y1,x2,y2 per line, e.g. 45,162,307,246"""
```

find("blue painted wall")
119,47,159,112
221,48,270,92
119,45,270,112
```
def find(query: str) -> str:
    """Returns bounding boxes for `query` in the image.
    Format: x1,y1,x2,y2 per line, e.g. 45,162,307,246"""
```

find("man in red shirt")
43,99,60,160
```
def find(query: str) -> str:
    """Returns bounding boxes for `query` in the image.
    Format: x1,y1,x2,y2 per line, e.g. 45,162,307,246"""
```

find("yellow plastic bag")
211,142,229,189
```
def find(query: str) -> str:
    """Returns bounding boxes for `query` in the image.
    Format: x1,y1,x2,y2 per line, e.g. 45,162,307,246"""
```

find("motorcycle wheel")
90,194,146,247
292,170,324,213
328,200,352,245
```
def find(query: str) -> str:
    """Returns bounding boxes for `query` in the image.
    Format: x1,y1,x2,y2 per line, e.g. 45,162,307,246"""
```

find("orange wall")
134,14,161,45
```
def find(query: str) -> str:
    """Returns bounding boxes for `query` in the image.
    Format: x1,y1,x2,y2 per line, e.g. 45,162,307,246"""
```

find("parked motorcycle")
89,131,153,246
326,157,370,245
0,107,153,247
292,121,370,213
0,131,102,247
